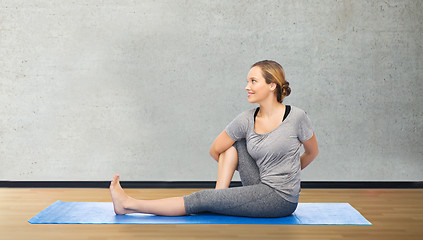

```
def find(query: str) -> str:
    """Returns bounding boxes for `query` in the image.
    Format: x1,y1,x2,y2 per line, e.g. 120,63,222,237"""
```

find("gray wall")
1,0,422,181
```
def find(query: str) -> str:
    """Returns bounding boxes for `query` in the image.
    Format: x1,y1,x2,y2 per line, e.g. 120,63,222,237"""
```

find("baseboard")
0,181,422,188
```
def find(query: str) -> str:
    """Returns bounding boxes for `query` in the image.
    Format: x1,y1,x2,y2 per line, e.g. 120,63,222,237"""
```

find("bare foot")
109,174,136,215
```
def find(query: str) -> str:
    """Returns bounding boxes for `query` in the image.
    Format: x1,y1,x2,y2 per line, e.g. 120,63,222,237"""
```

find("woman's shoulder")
290,105,305,112
289,105,310,118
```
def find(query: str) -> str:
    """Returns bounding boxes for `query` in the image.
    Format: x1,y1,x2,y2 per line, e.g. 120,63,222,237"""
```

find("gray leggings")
183,138,298,218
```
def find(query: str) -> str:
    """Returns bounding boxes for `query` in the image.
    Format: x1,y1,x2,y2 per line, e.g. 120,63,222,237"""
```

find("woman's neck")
257,102,285,119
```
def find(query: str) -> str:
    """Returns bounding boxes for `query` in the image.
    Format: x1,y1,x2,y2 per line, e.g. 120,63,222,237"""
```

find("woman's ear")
269,82,277,92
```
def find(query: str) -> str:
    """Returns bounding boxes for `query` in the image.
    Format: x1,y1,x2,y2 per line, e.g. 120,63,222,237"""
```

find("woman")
109,60,319,217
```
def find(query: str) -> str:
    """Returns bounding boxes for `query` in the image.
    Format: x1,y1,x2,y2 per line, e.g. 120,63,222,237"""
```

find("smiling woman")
109,60,319,218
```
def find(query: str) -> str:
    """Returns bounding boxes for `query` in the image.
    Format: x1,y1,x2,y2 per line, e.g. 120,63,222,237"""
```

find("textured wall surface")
1,0,422,181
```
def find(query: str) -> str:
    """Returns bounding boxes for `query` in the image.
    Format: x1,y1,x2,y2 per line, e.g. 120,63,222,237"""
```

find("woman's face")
245,66,276,103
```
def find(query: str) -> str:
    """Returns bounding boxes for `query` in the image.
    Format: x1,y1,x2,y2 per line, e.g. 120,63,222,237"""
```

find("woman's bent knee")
220,146,238,162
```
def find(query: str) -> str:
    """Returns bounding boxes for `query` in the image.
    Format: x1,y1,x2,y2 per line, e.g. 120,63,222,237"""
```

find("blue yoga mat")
28,200,371,225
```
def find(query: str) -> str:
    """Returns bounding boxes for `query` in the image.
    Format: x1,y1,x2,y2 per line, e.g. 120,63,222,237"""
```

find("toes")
112,174,120,183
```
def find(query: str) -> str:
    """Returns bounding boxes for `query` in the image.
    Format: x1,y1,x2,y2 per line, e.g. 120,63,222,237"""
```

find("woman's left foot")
109,174,136,215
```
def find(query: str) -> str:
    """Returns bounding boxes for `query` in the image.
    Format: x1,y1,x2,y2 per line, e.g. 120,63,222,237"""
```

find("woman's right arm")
300,131,319,170
209,130,236,163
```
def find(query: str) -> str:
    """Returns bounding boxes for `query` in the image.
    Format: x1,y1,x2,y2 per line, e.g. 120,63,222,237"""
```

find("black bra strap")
283,105,291,122
254,107,260,121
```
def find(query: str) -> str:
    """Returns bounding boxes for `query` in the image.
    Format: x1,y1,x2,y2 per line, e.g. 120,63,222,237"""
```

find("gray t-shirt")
224,105,314,203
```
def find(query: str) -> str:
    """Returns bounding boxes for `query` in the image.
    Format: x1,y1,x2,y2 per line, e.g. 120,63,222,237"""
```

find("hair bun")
281,81,291,97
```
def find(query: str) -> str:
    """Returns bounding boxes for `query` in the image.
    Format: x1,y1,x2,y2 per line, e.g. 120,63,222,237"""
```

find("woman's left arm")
300,131,319,170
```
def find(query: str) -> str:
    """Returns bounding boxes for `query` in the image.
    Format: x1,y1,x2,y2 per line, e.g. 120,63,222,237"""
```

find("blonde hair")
251,60,291,103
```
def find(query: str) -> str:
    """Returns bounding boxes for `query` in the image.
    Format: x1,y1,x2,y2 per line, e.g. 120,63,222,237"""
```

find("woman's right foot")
109,174,136,215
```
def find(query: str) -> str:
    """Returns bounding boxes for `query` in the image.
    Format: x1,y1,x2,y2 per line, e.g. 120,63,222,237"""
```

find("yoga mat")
28,200,372,225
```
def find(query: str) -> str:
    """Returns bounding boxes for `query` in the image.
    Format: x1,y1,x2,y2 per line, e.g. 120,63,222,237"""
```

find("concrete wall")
1,0,422,181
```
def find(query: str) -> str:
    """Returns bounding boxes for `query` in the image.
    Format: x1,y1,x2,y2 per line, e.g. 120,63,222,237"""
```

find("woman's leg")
215,139,261,189
109,139,271,217
215,146,238,189
109,173,297,218
184,182,298,218
110,174,186,216
233,138,261,186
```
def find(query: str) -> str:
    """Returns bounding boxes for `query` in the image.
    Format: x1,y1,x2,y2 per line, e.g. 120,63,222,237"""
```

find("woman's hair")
251,60,291,103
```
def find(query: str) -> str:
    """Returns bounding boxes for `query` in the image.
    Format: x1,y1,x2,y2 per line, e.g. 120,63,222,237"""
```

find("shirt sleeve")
297,110,314,142
224,111,249,141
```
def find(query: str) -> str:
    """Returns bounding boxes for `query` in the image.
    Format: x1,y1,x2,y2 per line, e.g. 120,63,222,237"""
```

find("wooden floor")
0,188,422,240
